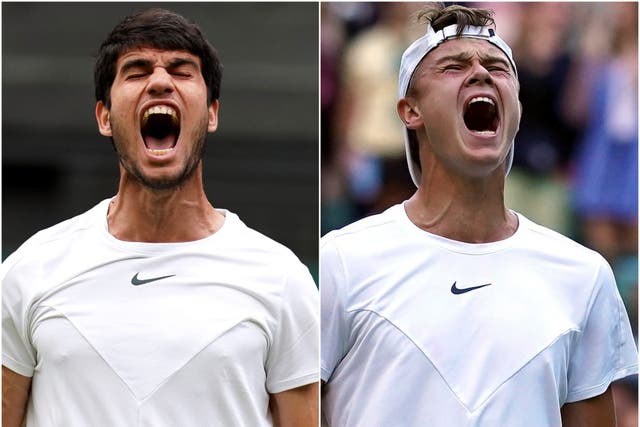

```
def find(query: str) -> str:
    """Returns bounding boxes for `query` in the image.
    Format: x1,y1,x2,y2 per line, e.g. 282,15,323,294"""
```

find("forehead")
116,48,201,70
425,38,510,65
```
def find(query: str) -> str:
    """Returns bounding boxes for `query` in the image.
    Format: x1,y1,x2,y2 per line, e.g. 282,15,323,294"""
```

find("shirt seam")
1,353,34,377
565,363,639,402
267,371,318,394
347,308,580,413
38,305,140,401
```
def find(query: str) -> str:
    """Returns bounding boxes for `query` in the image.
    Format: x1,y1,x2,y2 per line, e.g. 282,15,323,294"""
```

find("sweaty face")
96,48,218,190
406,38,520,177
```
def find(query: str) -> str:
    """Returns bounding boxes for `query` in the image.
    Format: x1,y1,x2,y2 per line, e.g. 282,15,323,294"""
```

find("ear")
397,98,422,130
518,100,523,120
207,100,219,132
95,101,112,137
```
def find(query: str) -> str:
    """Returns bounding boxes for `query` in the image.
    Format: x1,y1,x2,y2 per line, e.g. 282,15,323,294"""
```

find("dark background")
2,3,319,275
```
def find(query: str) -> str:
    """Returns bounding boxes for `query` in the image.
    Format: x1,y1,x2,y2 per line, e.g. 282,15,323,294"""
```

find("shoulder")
320,205,406,289
221,211,315,287
2,200,110,303
223,211,302,265
222,212,318,319
517,214,602,257
321,204,403,257
515,213,609,277
3,200,108,274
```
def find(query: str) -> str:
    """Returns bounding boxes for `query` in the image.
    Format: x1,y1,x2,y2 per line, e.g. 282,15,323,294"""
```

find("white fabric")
398,24,517,187
321,203,637,427
3,199,319,427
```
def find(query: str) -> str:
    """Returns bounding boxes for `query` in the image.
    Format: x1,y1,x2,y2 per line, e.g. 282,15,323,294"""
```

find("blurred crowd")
321,2,637,424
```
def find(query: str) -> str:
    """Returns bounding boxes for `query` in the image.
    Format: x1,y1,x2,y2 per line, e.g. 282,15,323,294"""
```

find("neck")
405,171,518,243
107,166,224,243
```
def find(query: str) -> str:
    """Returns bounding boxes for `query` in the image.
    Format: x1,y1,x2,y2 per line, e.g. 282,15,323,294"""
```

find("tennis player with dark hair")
3,9,318,426
321,4,637,426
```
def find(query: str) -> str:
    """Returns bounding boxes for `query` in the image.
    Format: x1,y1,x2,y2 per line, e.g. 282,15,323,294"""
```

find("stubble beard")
110,115,208,191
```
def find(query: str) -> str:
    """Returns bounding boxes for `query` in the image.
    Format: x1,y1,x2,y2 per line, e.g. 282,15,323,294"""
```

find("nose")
146,67,174,96
465,62,493,87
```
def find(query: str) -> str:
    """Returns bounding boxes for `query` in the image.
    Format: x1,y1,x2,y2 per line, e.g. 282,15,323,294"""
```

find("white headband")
398,24,518,187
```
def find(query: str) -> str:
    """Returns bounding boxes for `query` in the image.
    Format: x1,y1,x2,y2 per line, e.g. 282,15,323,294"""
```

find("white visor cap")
398,24,518,187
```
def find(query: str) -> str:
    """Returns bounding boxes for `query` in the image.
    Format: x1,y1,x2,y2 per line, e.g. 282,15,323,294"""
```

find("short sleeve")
265,260,319,394
320,238,350,383
2,259,37,377
565,256,638,402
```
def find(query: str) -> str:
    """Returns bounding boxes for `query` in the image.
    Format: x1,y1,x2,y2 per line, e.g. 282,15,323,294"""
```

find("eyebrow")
166,57,199,70
436,51,511,69
435,52,474,65
119,57,199,75
119,58,153,75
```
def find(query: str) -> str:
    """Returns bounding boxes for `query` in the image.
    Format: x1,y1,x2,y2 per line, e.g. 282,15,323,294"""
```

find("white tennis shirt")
321,203,637,426
3,199,319,427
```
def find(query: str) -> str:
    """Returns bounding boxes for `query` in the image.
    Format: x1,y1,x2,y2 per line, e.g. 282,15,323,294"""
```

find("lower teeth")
148,148,173,155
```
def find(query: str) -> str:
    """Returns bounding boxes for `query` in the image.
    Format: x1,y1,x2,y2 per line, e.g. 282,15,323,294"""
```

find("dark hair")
418,3,495,35
94,8,222,107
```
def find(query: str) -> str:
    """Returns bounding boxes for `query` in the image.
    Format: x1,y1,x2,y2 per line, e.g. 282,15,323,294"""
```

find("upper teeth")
142,105,179,125
469,97,494,106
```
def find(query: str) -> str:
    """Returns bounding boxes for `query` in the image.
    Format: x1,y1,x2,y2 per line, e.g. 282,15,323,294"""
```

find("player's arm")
560,385,616,427
269,382,318,427
2,365,31,427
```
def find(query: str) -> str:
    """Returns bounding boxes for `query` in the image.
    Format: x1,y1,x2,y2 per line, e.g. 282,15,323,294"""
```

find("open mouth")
463,97,498,134
141,105,180,154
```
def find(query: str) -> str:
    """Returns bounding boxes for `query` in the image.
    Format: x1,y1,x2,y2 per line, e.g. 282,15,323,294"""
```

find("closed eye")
484,60,511,74
488,66,510,75
126,73,148,80
442,63,466,72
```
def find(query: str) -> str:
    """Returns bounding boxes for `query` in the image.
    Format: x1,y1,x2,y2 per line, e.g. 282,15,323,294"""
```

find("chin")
127,162,199,191
453,152,505,177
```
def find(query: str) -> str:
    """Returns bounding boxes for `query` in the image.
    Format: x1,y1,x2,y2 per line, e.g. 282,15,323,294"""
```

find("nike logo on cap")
451,281,492,295
131,273,176,286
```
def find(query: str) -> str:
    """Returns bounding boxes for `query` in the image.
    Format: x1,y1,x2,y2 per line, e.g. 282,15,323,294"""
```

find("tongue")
144,134,176,150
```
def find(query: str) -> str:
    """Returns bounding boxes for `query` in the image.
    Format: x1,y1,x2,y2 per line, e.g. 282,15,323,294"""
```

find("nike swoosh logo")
451,281,492,295
131,273,176,286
